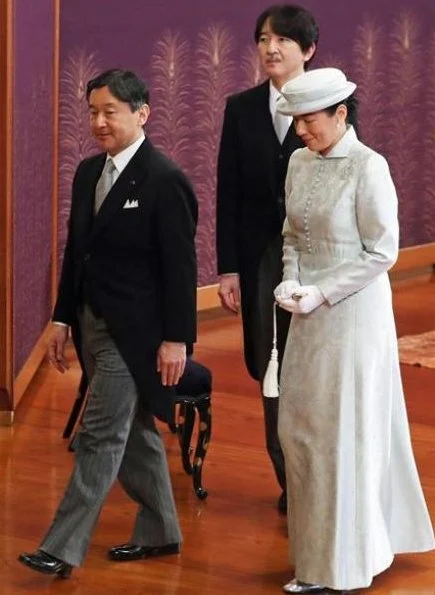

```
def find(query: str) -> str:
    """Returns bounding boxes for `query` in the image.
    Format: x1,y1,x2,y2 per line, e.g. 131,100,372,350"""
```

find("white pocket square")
123,199,139,209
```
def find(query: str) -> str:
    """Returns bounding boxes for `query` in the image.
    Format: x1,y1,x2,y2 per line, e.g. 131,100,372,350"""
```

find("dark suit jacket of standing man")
217,80,303,382
54,137,198,423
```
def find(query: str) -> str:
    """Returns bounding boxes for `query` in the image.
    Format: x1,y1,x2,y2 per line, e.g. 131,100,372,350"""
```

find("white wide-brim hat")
277,67,357,116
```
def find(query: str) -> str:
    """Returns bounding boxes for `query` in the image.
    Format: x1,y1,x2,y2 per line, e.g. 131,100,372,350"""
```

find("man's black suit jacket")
54,139,198,422
216,81,304,380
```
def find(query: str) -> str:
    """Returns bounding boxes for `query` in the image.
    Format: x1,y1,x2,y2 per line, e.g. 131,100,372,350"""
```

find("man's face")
88,86,149,156
257,18,315,87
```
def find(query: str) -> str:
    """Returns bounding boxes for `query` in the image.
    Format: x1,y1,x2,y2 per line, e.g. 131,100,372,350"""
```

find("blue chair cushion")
175,358,212,397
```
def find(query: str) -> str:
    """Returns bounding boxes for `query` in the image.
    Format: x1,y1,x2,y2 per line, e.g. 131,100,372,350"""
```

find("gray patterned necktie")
94,158,116,214
273,99,289,144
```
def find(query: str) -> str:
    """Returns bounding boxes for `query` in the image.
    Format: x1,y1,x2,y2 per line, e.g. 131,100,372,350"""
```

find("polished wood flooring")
1,281,435,594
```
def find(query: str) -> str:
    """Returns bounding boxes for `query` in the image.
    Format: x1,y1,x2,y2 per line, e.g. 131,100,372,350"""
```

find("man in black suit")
19,69,197,577
216,5,319,513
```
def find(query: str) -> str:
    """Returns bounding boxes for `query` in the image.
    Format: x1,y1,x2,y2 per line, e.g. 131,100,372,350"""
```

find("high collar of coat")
316,126,358,159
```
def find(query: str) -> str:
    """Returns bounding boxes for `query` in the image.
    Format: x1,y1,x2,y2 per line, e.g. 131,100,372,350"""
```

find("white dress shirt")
106,131,145,180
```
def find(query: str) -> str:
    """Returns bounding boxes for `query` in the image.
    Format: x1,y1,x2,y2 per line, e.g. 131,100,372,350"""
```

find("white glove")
276,285,325,314
274,280,300,301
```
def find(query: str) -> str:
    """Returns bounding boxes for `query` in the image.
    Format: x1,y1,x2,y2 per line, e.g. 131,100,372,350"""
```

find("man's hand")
157,341,186,386
218,274,241,314
47,324,70,373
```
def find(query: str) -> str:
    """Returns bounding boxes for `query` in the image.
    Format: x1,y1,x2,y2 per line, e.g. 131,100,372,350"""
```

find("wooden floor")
1,281,435,594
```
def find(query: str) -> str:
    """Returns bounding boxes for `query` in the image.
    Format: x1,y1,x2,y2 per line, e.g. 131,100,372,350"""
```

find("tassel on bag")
262,302,280,398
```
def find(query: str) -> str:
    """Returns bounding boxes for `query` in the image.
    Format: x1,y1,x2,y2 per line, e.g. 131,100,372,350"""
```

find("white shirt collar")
107,131,145,175
269,80,292,124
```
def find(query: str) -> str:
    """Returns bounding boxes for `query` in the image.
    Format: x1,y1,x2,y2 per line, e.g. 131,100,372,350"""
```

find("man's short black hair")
254,4,319,57
86,69,149,112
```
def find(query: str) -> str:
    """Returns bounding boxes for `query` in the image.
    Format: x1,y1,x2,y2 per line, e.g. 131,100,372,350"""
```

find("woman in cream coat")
273,68,434,593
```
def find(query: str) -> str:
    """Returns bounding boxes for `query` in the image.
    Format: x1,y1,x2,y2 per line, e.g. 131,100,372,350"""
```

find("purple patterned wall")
13,0,54,375
59,0,435,286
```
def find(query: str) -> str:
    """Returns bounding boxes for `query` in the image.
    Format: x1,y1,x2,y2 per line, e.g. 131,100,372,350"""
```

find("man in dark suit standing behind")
216,5,319,513
19,69,197,577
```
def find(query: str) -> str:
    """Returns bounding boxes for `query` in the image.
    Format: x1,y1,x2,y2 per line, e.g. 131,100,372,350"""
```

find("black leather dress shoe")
18,550,72,578
108,542,180,561
278,490,287,515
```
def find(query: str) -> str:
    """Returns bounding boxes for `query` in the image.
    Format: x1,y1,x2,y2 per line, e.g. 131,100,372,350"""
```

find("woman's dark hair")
86,69,149,112
254,4,319,66
325,93,359,136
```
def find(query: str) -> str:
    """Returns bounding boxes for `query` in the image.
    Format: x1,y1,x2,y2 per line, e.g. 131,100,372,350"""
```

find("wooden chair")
62,358,212,500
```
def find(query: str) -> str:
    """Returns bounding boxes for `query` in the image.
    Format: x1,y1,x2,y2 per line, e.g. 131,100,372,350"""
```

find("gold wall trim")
197,244,435,312
391,242,435,274
197,284,220,311
51,0,61,305
0,0,14,412
8,245,434,420
0,410,14,426
13,323,51,409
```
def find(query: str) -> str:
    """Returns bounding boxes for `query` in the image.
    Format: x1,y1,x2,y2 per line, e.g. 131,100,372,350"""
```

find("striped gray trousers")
40,305,182,567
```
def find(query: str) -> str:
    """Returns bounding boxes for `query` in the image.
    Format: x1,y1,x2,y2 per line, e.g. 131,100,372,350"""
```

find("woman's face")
293,106,347,155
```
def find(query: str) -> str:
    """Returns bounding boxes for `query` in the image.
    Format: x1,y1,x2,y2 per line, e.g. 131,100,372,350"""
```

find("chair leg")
192,397,212,500
68,433,79,452
62,374,88,439
168,422,177,434
168,402,182,434
66,380,89,451
178,402,195,475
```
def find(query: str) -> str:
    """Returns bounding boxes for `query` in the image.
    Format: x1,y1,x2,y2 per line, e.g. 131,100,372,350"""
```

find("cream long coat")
278,127,434,590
